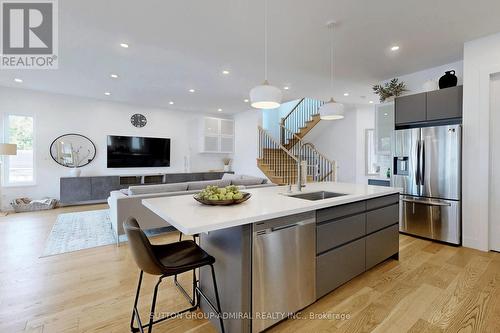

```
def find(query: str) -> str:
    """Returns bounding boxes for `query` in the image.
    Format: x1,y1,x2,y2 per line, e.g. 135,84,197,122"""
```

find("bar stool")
123,217,225,333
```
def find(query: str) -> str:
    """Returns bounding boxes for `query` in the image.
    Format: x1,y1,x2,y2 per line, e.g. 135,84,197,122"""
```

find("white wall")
383,60,464,95
232,109,267,178
0,87,231,209
355,106,376,184
307,105,372,183
462,31,500,251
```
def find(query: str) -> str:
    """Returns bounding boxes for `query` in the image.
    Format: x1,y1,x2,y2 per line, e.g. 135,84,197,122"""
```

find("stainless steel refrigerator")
392,124,461,244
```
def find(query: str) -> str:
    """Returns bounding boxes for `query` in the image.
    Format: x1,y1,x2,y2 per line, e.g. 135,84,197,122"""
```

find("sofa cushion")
129,182,188,195
222,173,241,181
187,179,230,190
231,178,263,186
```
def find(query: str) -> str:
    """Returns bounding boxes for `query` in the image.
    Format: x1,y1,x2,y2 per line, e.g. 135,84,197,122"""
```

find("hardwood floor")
1,205,499,333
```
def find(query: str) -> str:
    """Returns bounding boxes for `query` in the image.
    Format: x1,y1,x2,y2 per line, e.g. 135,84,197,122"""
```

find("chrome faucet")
296,143,306,192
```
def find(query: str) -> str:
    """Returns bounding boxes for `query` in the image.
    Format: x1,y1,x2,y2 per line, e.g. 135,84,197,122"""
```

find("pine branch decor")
372,78,408,102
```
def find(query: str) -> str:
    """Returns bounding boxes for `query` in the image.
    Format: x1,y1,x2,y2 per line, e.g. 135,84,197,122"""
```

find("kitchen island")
143,182,401,333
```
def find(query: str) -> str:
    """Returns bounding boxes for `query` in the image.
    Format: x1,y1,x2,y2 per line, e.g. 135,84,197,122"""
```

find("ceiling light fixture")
14,78,23,83
391,45,400,51
169,101,174,105
110,74,119,79
318,21,344,121
189,89,195,93
283,86,290,90
343,92,349,96
120,43,129,48
244,99,249,103
104,92,111,96
218,108,223,112
222,70,230,75
249,0,282,109
369,101,374,104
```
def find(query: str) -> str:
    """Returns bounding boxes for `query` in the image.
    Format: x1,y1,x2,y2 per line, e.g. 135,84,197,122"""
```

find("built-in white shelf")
200,117,234,153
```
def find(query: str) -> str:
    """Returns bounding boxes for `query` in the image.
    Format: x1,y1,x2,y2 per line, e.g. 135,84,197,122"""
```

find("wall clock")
130,113,147,128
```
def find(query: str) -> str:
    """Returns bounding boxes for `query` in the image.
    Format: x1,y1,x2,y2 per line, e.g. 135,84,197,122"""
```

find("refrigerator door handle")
415,140,421,186
402,198,451,207
421,140,425,186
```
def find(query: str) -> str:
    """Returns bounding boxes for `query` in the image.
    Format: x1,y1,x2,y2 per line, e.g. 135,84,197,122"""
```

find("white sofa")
107,174,276,240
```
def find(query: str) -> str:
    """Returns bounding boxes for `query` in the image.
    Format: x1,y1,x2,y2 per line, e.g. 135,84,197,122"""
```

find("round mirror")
50,134,96,168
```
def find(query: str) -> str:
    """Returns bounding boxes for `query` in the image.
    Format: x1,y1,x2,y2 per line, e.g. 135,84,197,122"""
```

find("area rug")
41,209,116,257
42,209,176,257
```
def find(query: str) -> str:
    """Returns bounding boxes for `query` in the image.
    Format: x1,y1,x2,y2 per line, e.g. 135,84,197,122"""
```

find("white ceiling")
2,0,500,114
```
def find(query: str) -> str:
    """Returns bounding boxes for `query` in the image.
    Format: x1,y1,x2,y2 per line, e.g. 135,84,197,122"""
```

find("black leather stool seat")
152,240,215,275
124,217,225,333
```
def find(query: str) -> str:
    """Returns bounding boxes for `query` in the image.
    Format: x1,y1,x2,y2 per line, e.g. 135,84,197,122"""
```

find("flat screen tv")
107,135,171,168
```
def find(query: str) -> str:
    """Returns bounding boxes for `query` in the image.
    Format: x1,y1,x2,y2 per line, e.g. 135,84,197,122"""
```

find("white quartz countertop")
142,182,401,235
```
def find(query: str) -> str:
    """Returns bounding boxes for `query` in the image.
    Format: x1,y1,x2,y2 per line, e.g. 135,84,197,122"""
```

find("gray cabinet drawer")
426,86,463,121
316,238,366,298
366,194,399,210
60,177,92,203
317,214,365,254
366,224,399,270
91,177,120,200
316,201,366,223
395,92,427,125
366,204,399,234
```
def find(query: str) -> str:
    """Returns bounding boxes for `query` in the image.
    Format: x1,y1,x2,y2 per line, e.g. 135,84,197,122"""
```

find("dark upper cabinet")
395,86,463,127
426,86,463,121
395,92,426,126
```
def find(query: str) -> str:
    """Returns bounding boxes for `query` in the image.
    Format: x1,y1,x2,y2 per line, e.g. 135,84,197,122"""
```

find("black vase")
439,70,458,89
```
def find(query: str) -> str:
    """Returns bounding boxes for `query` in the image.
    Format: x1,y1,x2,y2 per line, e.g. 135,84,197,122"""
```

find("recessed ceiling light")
343,92,349,96
189,89,195,93
217,108,223,112
104,92,111,96
14,78,23,83
110,74,119,79
244,99,249,103
283,86,290,90
369,101,374,104
222,70,230,75
169,101,174,105
390,45,400,51
120,43,129,48
384,113,388,116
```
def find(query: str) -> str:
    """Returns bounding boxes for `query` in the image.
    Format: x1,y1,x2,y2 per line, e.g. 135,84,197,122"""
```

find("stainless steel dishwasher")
252,211,316,333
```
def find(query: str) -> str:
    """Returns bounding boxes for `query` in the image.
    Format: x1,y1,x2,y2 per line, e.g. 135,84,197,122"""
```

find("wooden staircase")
283,114,321,150
257,98,337,186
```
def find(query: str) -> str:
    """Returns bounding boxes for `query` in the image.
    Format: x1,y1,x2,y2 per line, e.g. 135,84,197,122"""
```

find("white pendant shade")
319,98,344,120
0,143,17,156
250,81,282,109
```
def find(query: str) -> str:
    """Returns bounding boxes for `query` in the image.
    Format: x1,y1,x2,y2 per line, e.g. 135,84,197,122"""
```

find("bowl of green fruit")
194,185,251,206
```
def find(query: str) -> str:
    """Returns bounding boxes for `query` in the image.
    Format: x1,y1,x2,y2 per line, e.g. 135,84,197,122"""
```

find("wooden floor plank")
1,206,500,333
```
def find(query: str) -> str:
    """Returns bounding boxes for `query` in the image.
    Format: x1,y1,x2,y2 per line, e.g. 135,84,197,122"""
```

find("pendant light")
250,0,282,109
319,21,344,120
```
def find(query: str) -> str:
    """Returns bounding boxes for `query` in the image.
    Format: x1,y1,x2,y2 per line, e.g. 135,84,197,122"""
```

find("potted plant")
372,78,408,103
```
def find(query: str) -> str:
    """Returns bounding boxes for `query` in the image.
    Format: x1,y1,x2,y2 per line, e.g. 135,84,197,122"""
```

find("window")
365,129,378,176
3,114,35,185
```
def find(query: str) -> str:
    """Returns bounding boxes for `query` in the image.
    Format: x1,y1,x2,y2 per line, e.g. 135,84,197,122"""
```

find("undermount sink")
289,191,347,201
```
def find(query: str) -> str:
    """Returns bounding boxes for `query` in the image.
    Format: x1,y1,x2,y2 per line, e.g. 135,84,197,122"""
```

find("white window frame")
2,113,36,187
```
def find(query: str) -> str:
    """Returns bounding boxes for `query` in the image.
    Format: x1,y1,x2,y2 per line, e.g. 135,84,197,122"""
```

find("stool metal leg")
147,276,164,333
130,270,145,333
174,233,198,306
194,265,225,333
210,265,225,333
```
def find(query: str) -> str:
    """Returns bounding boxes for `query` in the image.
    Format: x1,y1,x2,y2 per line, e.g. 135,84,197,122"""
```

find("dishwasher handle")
255,219,315,236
